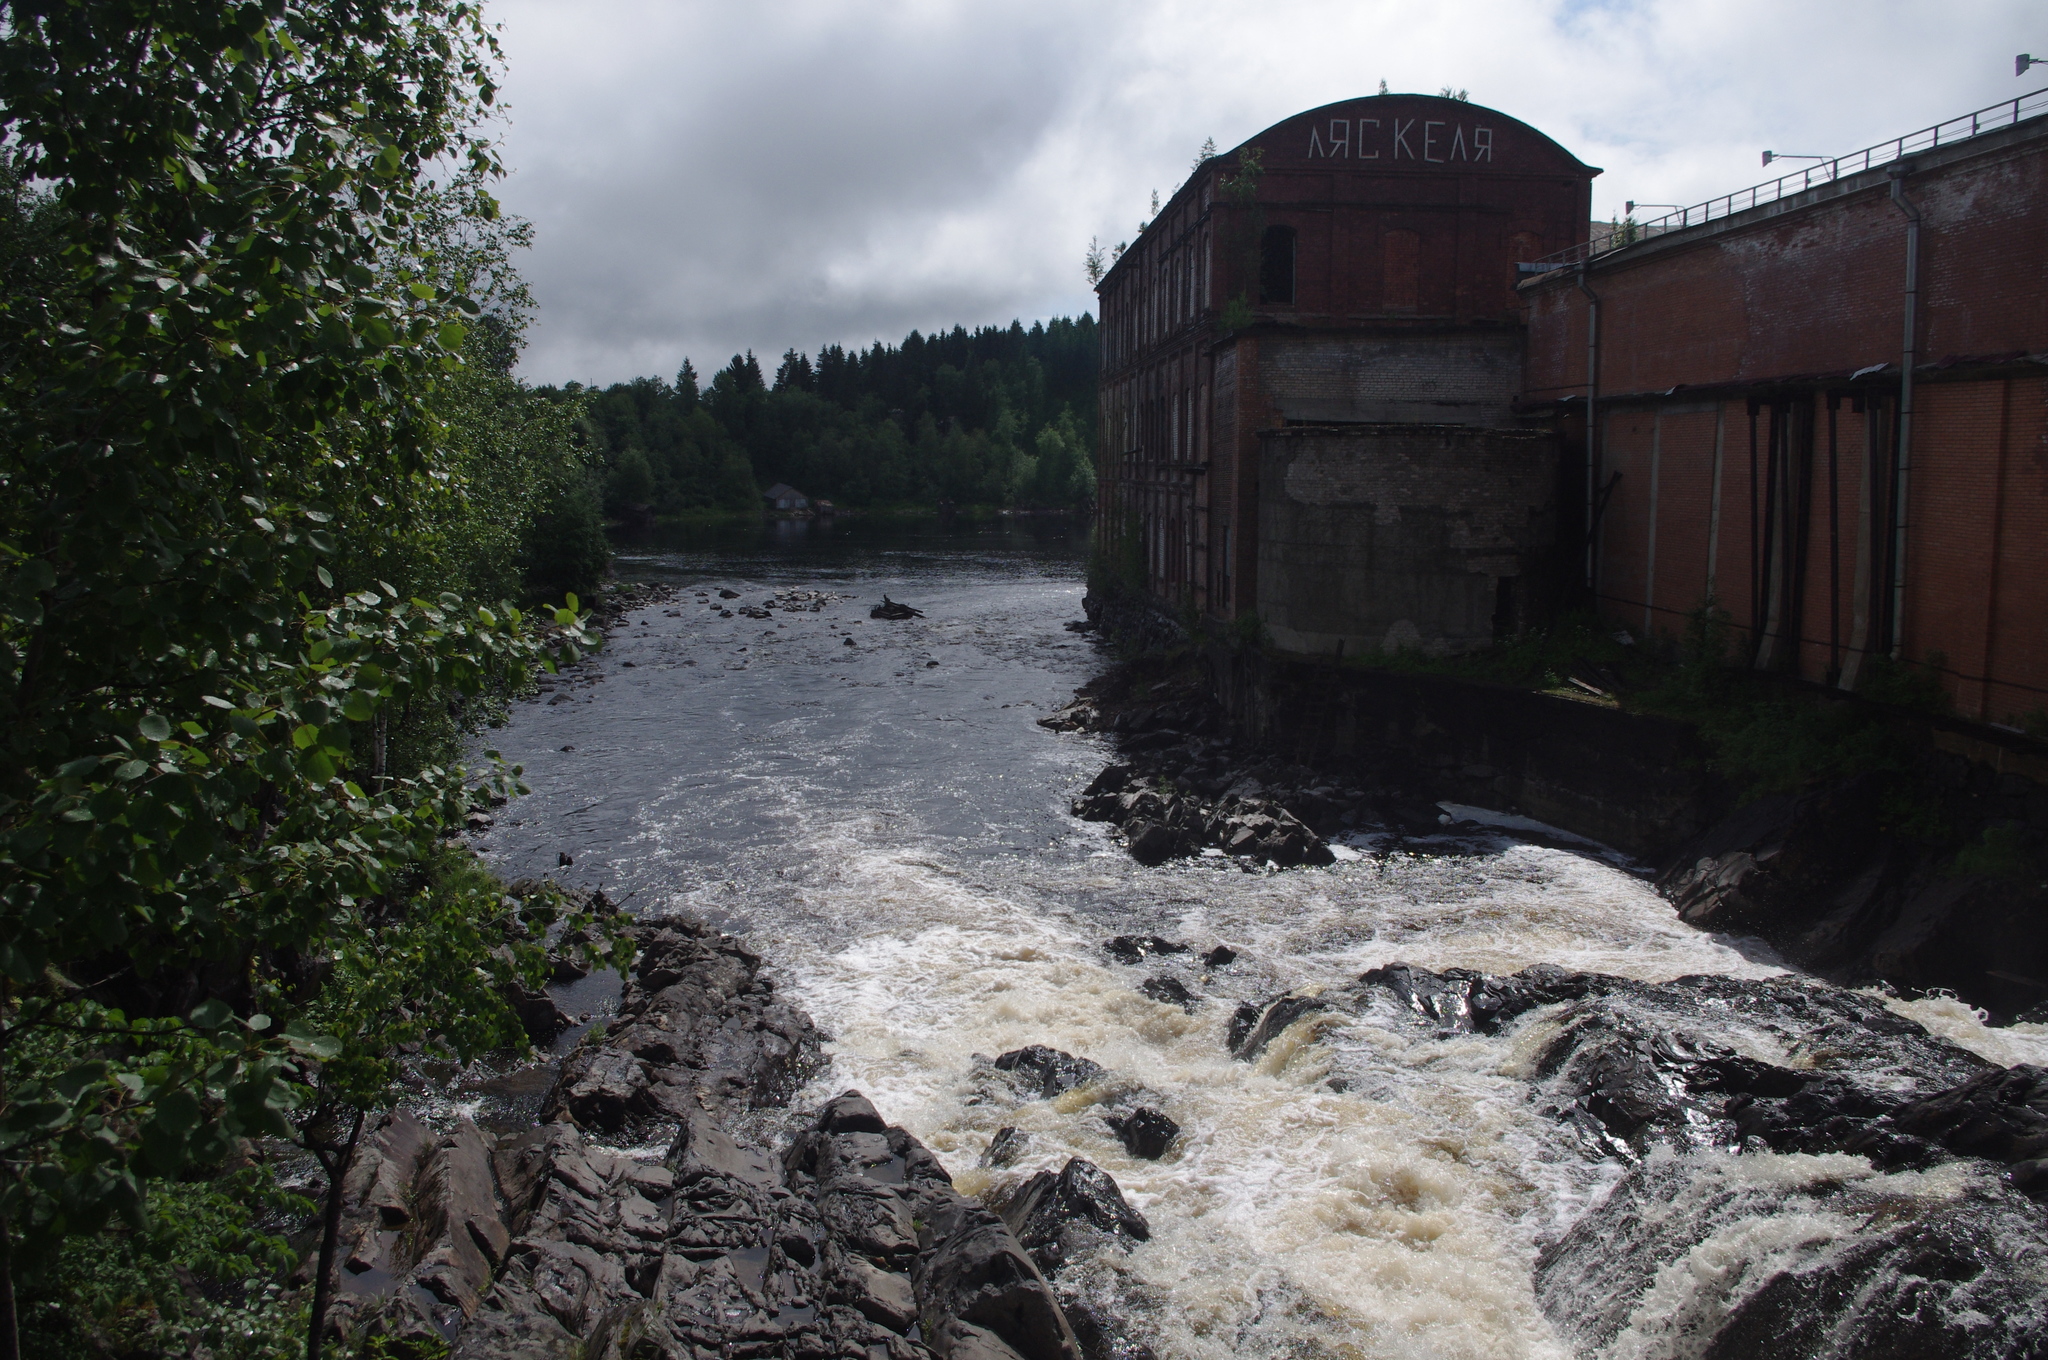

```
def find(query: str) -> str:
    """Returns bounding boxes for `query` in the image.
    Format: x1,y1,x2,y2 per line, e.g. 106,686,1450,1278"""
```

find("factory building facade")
1094,93,1596,656
1097,88,2048,718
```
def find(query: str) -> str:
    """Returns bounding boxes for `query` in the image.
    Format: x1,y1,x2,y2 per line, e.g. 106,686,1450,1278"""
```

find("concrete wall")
1255,331,1522,426
1207,648,1726,859
1255,424,1558,656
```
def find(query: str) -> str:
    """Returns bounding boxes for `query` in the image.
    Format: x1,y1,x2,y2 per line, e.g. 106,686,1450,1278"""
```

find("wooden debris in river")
870,595,924,620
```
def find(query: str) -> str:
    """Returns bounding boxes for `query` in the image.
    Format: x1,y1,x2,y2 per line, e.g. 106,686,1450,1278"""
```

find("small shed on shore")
763,483,809,512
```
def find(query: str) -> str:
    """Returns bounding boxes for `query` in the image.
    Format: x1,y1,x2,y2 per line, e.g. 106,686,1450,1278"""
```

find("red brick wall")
1531,124,2048,707
1524,131,2048,402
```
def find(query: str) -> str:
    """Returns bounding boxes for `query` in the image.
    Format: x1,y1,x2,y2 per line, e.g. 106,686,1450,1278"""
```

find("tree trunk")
0,1214,18,1360
304,1108,364,1360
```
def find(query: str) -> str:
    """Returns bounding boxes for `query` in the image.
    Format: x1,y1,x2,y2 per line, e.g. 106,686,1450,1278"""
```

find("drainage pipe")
1886,166,1921,660
1576,263,1601,594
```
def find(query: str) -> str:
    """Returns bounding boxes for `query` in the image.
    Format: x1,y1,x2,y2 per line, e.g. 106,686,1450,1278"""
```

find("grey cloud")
489,0,2041,387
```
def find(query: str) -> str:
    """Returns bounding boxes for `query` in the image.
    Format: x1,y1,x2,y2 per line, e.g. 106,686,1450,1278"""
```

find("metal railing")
1522,86,2048,274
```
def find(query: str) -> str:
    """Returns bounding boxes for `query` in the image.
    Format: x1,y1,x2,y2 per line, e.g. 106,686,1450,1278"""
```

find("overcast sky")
487,0,2042,387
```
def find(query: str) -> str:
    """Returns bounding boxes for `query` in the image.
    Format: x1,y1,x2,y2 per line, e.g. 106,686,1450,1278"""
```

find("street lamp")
2022,54,2046,78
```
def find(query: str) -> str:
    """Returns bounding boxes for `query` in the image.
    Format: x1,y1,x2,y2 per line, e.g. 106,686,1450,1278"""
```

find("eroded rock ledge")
317,918,1085,1360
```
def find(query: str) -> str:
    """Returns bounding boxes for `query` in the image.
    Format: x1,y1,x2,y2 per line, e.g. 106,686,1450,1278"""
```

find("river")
473,518,2048,1360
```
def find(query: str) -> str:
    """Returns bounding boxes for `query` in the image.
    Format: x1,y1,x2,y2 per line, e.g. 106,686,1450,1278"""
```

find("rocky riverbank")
1231,959,2048,1356
1047,642,2048,1022
316,914,1160,1360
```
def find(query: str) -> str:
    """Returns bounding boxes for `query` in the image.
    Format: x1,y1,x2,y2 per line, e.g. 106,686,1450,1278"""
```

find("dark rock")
718,588,739,598
1105,1108,1179,1160
983,1127,1028,1168
824,1241,919,1330
1139,976,1196,1012
1535,1145,2048,1359
1201,945,1237,968
1886,1063,2048,1175
1102,936,1188,966
1080,765,1133,799
503,981,571,1046
549,1046,647,1132
1001,1159,1149,1276
1228,993,1331,1061
1125,821,1175,866
992,1046,1107,1099
1358,963,1490,1031
817,1090,892,1134
916,1194,1081,1360
557,851,573,867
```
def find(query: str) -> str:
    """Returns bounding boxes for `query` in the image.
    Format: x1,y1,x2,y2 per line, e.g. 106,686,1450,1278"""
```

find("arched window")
1259,225,1296,305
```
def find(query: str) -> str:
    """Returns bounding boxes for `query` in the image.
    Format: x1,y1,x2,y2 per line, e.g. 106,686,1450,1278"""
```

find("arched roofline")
1227,93,1600,176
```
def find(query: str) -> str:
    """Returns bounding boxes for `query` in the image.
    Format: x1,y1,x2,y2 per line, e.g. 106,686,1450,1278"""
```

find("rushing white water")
478,520,2037,1360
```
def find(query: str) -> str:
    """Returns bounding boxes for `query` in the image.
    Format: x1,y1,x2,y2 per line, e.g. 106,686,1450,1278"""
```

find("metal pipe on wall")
1576,264,1601,594
1887,166,1922,661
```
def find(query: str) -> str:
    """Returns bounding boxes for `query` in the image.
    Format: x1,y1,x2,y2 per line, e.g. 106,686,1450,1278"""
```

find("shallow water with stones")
470,517,2048,1360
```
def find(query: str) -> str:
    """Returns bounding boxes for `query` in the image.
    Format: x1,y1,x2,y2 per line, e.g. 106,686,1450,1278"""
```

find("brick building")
1094,94,1596,655
1099,88,2048,717
1522,91,2048,723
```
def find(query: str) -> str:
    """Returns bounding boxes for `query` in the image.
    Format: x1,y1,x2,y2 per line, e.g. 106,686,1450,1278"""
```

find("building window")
1259,225,1296,305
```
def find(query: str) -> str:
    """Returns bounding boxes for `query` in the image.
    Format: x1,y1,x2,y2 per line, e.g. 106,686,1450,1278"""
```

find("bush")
523,481,612,604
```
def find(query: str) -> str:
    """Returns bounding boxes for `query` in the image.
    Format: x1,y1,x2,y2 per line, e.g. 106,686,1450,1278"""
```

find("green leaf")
139,714,172,742
291,724,320,750
189,999,234,1030
281,1023,342,1060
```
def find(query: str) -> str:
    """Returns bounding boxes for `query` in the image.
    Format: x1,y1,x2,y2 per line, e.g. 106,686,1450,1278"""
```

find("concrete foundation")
1255,424,1559,656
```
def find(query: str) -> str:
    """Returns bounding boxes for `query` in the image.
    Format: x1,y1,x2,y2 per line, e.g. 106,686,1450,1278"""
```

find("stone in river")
992,1046,1106,1098
1126,821,1175,866
1140,975,1197,1012
1000,1157,1150,1276
983,1126,1029,1168
1102,935,1188,965
1106,1107,1179,1160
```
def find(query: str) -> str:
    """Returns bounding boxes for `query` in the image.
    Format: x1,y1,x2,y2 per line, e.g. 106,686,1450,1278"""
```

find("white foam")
757,823,1797,1360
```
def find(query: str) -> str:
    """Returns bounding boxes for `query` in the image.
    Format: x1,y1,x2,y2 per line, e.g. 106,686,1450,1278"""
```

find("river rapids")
473,520,2048,1360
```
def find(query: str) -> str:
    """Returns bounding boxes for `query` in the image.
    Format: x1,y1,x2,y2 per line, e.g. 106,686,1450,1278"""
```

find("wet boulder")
1228,992,1334,1061
1885,1063,2048,1192
916,1194,1082,1360
1000,1158,1150,1276
1102,936,1188,966
982,1127,1028,1168
1535,1146,2048,1359
1105,1108,1179,1160
1124,821,1176,867
1139,975,1197,1012
502,980,572,1046
992,1046,1106,1099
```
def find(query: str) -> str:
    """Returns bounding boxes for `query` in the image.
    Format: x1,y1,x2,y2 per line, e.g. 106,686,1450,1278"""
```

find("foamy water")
478,522,2037,1360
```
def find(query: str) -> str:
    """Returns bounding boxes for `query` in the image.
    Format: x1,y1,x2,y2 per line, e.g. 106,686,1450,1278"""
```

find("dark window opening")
1259,225,1296,305
1492,576,1518,640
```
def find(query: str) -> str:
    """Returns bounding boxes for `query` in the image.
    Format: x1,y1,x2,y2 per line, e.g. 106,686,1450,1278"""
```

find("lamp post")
2020,54,2045,77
